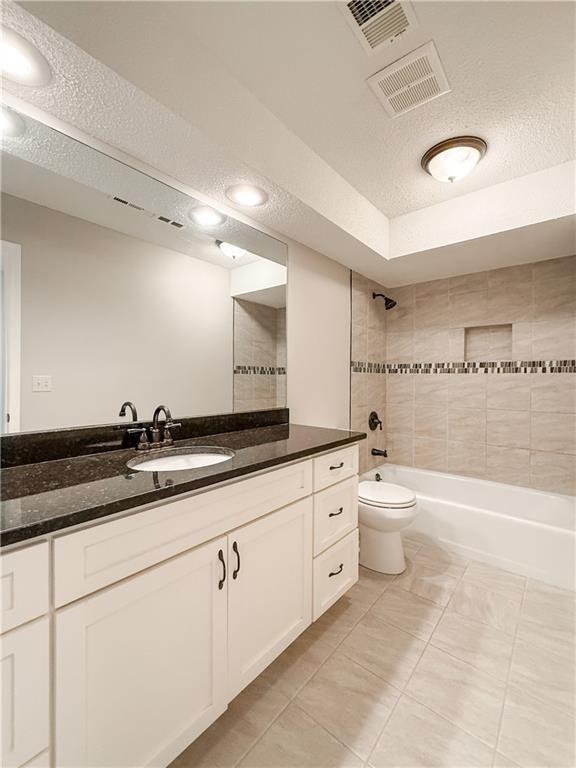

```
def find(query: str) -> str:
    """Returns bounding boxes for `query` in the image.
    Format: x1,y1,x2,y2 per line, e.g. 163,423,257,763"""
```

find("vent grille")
341,0,417,54
367,42,451,117
110,195,185,228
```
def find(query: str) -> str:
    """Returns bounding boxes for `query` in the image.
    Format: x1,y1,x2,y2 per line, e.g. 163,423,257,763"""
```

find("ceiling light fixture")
421,136,487,183
217,240,247,260
0,105,26,137
225,184,269,207
190,205,226,227
0,26,52,86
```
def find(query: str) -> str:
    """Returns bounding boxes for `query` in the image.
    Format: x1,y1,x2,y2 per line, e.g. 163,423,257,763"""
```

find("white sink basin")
128,447,235,472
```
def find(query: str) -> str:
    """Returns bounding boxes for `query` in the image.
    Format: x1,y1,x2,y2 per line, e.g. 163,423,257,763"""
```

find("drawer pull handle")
232,541,241,580
218,549,226,590
329,507,344,518
329,462,344,471
329,563,344,577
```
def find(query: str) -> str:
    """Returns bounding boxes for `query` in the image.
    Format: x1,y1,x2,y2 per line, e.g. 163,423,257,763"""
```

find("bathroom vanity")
0,420,363,768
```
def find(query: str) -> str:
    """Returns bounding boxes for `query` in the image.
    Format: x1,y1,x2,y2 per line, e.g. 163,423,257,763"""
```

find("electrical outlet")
32,375,52,392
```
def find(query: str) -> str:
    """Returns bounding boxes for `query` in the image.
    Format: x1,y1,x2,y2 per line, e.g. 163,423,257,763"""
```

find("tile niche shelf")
464,324,513,361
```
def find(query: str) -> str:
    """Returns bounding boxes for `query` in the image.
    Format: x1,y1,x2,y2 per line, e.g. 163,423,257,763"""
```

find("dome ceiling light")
0,26,52,87
189,205,226,227
216,240,247,260
421,136,487,183
225,184,269,207
0,105,26,137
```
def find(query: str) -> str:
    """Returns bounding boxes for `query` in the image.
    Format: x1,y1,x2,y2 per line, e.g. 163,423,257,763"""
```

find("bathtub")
363,464,575,591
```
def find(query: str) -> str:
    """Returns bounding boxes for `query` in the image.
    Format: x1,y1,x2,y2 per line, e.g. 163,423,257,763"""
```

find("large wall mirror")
0,107,287,433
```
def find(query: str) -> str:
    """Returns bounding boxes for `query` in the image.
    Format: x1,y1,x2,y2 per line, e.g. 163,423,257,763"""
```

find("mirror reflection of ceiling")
1,109,287,271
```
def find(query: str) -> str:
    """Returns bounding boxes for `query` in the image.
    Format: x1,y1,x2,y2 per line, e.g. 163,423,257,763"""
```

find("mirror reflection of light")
0,27,52,86
0,105,26,137
190,205,227,227
217,240,247,260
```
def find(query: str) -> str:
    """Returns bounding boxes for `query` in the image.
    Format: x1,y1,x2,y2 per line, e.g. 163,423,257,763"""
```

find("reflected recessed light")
190,205,226,227
421,136,487,183
0,105,26,137
216,240,247,260
225,184,269,207
0,26,52,86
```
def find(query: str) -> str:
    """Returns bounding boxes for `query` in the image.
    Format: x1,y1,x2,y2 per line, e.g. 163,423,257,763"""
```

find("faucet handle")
166,421,182,430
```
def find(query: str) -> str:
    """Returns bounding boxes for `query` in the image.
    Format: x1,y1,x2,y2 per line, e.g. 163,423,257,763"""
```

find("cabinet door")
228,498,313,698
55,538,228,768
1,618,49,768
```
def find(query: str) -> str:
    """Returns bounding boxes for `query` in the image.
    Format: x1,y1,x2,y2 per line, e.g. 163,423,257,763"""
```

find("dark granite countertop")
1,423,365,546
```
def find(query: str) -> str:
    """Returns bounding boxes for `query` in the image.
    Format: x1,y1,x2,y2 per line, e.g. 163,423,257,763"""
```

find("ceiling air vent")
341,0,418,54
366,41,451,117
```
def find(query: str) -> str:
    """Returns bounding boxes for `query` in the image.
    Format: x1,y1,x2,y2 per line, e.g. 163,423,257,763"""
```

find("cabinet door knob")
329,563,344,577
232,541,241,580
329,462,344,471
329,507,344,518
218,549,226,590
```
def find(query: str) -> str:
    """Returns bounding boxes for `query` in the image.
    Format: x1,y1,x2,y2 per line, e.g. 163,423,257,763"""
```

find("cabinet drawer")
313,477,358,556
313,446,358,491
1,542,49,634
313,529,359,620
54,459,312,607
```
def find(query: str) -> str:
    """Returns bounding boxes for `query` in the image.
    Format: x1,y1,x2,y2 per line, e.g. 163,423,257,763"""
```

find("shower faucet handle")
368,411,383,431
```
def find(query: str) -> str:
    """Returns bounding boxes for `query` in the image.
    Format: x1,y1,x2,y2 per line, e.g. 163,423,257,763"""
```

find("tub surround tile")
405,645,506,746
369,694,494,768
447,441,486,478
486,410,530,449
414,437,448,471
370,586,443,641
531,374,576,412
414,376,449,406
447,376,487,409
295,653,399,761
529,450,576,495
530,411,576,454
486,375,531,411
485,446,530,487
498,685,576,768
414,406,448,440
448,408,486,444
430,612,514,681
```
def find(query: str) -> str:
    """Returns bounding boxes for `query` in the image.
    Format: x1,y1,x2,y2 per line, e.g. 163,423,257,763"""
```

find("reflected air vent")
341,0,418,54
366,42,451,117
109,195,184,228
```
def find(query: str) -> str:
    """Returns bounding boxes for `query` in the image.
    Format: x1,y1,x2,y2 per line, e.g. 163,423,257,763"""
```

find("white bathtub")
364,464,575,591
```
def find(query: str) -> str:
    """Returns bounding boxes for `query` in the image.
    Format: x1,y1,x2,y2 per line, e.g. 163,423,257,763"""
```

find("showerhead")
372,292,397,310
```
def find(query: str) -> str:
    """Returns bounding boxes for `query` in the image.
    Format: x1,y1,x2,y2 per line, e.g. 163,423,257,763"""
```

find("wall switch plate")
32,375,52,392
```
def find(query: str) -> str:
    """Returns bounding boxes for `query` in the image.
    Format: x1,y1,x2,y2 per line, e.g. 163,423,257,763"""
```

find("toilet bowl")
358,480,418,574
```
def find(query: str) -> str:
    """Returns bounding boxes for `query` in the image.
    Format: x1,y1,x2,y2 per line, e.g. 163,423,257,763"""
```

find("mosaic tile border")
351,360,576,374
234,365,286,375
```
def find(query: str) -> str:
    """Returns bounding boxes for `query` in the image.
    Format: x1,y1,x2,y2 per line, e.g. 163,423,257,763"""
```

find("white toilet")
358,479,418,574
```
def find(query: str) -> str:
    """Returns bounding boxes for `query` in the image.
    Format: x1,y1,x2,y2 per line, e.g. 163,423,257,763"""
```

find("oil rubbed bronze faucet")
119,401,138,422
130,404,182,451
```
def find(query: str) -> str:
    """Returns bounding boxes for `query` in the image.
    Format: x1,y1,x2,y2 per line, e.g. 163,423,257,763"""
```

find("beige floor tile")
170,675,290,768
395,559,462,606
498,685,576,768
525,578,576,612
370,586,443,641
462,561,526,602
509,638,575,715
295,653,399,761
340,612,426,689
405,646,506,746
403,538,423,557
517,581,575,658
412,545,468,576
431,612,514,681
492,753,519,768
345,566,395,610
448,581,521,635
369,695,493,768
238,703,363,768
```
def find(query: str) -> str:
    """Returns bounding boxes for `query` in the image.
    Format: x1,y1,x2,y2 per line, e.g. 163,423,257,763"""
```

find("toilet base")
359,525,406,574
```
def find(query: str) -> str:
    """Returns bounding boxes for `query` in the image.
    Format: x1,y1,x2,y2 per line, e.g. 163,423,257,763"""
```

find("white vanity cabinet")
55,537,229,768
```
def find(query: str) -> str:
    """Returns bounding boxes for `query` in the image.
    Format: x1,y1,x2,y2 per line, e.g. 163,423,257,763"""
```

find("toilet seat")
358,480,416,509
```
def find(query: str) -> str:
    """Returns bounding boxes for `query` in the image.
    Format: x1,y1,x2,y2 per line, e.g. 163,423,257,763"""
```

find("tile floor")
170,536,575,768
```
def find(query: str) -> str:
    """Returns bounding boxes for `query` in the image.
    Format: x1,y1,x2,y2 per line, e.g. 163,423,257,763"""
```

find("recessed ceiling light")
217,240,247,260
0,26,52,87
190,205,226,227
0,105,26,137
421,136,487,183
225,184,269,207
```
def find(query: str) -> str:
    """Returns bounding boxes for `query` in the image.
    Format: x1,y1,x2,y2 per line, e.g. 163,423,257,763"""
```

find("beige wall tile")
414,437,447,471
415,406,447,440
530,412,576,454
486,446,530,487
532,254,576,281
530,450,576,495
386,432,414,466
449,328,466,359
449,272,488,294
386,374,414,404
486,410,530,449
487,263,533,288
534,276,576,321
447,440,486,478
450,290,488,327
415,375,449,406
351,322,368,361
487,284,533,324
386,405,414,435
531,374,576,413
531,318,576,359
448,375,487,409
414,279,448,299
386,332,414,363
413,329,450,361
487,375,531,410
511,322,532,358
415,294,451,330
448,408,486,443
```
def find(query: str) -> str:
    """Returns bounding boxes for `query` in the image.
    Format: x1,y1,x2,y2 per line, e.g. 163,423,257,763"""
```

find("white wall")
230,259,287,297
2,194,233,431
286,240,350,430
